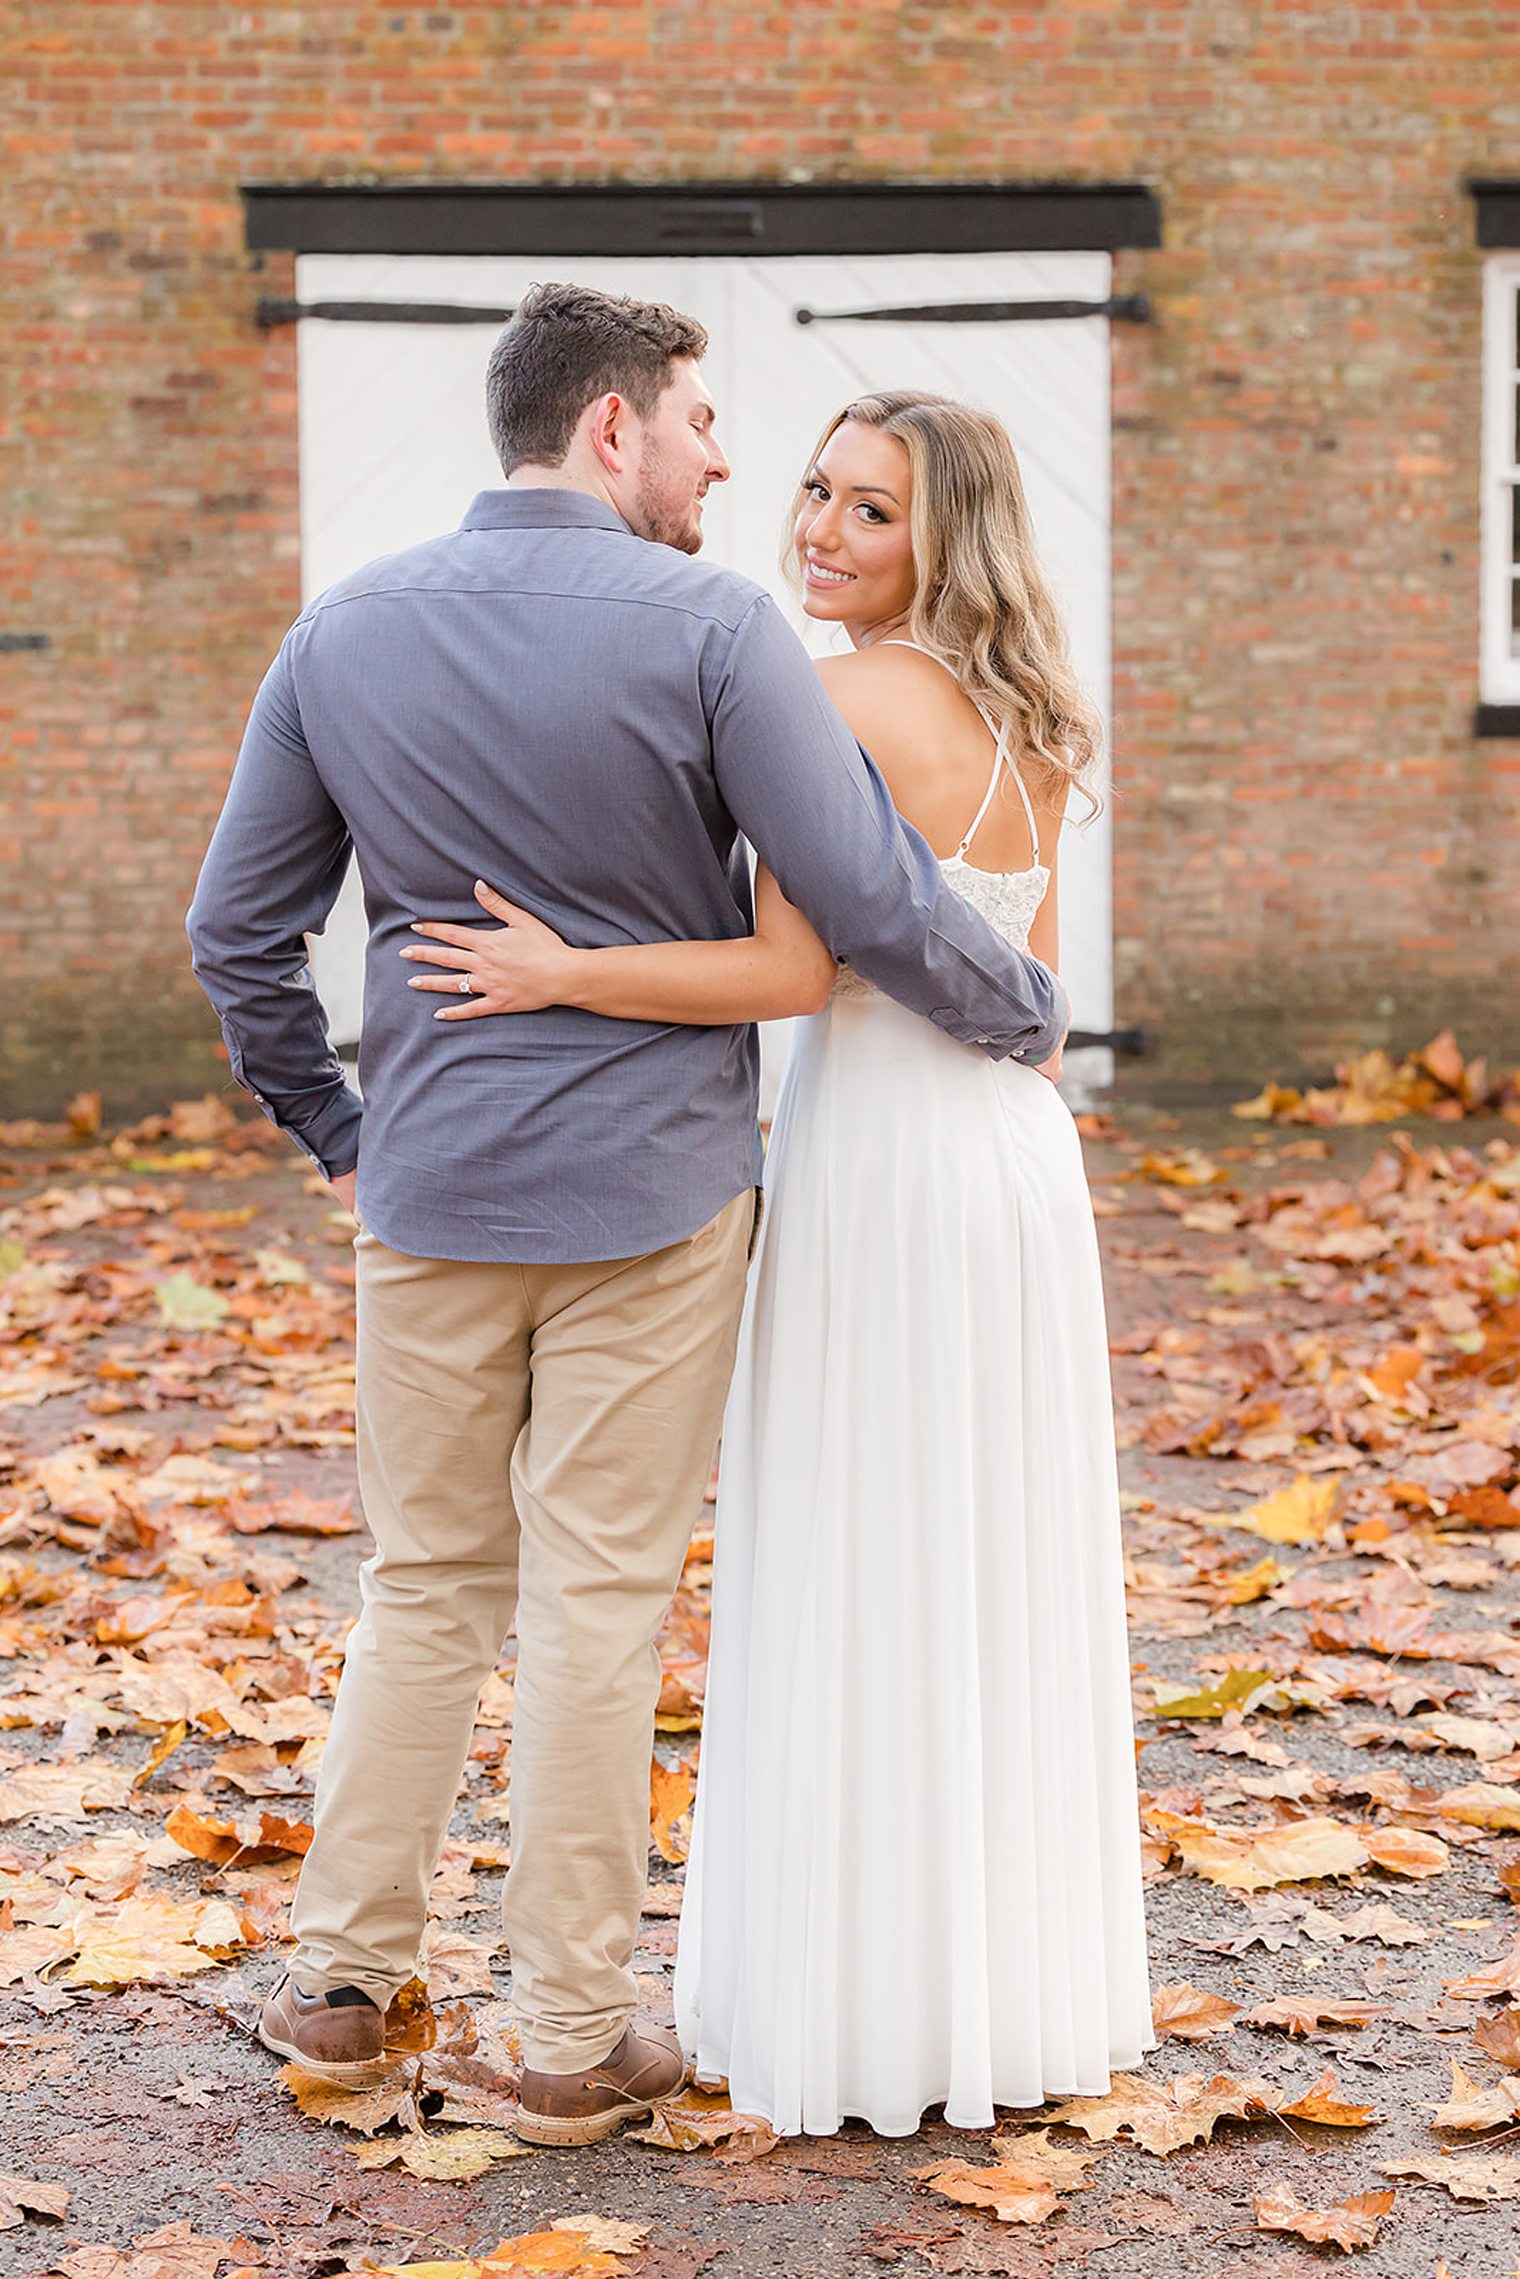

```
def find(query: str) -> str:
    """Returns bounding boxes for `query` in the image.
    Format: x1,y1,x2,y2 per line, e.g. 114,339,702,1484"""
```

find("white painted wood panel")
294,251,1112,1095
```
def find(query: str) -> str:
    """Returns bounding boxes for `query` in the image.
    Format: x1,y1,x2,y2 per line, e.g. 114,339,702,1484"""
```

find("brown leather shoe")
515,2019,687,2146
257,1975,390,2086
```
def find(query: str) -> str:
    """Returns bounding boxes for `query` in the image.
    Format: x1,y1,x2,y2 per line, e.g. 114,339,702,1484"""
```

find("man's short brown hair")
485,282,709,474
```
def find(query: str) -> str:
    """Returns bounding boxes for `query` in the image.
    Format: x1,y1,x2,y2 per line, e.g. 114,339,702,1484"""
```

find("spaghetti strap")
877,640,1040,867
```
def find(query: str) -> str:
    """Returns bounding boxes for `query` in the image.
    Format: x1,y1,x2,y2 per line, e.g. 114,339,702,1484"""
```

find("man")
188,282,1066,2145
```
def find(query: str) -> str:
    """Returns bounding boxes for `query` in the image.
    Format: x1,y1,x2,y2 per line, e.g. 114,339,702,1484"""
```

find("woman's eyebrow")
849,485,900,503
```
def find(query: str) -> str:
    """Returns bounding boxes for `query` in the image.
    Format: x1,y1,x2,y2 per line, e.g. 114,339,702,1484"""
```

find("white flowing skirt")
673,987,1155,2137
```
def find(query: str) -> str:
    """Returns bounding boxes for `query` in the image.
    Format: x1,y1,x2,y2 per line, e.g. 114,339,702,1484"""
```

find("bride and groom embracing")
188,280,1154,2146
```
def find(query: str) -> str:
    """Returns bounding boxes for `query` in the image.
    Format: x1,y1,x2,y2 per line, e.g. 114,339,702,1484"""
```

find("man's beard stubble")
630,437,704,556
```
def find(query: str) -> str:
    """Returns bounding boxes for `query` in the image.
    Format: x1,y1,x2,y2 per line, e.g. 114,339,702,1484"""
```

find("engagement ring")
458,977,473,995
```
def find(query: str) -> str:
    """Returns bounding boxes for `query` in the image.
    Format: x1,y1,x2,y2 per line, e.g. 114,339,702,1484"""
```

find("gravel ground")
0,1102,1517,2278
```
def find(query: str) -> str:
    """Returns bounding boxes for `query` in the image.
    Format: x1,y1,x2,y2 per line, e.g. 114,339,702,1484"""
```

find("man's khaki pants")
288,1189,754,2073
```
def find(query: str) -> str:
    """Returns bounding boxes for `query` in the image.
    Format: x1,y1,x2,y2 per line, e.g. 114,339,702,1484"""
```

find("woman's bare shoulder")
814,644,964,757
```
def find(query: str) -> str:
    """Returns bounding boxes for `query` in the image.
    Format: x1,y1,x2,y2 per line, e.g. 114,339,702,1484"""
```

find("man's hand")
329,1169,358,1216
1034,1041,1064,1086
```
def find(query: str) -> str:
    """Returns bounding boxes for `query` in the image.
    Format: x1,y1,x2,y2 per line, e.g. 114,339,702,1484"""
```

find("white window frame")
1481,253,1520,704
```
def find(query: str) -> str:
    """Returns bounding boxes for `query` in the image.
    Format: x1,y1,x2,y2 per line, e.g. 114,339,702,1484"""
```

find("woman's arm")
402,868,837,1025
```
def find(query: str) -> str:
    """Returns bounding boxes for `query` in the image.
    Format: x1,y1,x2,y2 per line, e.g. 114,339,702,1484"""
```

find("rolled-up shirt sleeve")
708,595,1068,1065
186,636,364,1179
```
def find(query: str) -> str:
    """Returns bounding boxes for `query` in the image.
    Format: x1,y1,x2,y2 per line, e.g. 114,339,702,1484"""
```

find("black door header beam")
1471,179,1520,248
241,180,1163,259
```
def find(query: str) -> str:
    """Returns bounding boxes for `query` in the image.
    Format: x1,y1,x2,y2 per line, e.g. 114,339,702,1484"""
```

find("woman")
404,392,1154,2136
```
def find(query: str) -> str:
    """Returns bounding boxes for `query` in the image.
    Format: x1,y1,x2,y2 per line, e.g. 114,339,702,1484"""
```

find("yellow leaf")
153,1272,229,1329
1138,1148,1227,1187
1220,1555,1284,1605
354,2129,529,2180
63,1892,246,1986
133,1720,189,1788
1151,1669,1281,1720
1233,1083,1305,1121
1217,1475,1338,1545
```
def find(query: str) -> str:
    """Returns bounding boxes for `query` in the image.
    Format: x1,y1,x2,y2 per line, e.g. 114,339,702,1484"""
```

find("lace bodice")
831,856,1051,1001
829,638,1052,1004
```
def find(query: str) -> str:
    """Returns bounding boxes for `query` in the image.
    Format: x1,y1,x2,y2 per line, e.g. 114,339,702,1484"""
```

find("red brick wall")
3,0,1516,1108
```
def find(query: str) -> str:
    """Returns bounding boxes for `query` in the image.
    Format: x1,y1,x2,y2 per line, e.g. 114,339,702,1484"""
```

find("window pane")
1512,482,1520,567
1514,383,1520,468
1511,574,1520,651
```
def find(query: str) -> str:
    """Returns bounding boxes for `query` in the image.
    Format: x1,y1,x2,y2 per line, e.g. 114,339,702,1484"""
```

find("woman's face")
792,420,917,635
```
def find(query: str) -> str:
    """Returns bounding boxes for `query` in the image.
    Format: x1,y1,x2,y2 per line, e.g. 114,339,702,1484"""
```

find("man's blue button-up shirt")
188,489,1067,1264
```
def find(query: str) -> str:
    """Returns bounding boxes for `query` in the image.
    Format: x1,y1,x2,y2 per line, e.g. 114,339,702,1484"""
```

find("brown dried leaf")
1243,1997,1383,2036
916,2129,1101,2226
1379,2151,1520,2202
1150,1981,1243,2040
1446,1935,1520,2000
1150,1810,1366,1891
0,2171,69,2227
1253,2182,1393,2251
629,2087,778,2162
1434,1783,1520,1835
1427,2057,1520,2130
1361,1826,1451,1878
279,2059,416,2135
552,2215,650,2253
1042,2071,1277,2155
1275,2067,1379,2127
1475,2010,1520,2069
649,1757,696,1866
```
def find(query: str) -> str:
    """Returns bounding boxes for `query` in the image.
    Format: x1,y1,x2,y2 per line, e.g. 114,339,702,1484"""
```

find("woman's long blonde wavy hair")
793,391,1103,815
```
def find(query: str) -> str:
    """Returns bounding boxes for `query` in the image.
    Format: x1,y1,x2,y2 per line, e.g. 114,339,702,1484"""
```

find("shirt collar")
459,488,634,537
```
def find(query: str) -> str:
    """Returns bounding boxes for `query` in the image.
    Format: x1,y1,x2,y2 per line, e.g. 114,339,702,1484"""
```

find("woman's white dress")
673,662,1155,2137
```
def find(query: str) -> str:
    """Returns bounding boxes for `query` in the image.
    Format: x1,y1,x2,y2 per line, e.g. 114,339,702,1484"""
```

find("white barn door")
296,251,1113,1093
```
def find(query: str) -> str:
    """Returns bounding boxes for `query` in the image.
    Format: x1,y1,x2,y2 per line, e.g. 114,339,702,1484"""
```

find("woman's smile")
792,419,917,639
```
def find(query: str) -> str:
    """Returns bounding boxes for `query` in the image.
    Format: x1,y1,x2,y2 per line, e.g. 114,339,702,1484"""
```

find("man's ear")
585,390,632,475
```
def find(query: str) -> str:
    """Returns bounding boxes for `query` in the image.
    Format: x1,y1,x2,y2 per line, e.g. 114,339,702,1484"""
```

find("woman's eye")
855,503,886,524
804,480,829,501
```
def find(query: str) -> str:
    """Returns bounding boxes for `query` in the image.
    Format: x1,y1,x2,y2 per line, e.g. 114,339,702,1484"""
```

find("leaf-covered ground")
1,1090,1518,2277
